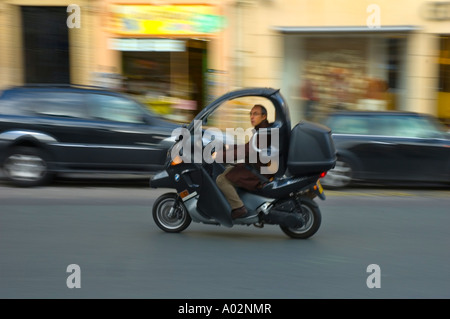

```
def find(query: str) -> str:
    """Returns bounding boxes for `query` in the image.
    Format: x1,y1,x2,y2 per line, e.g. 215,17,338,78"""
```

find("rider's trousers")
216,166,244,210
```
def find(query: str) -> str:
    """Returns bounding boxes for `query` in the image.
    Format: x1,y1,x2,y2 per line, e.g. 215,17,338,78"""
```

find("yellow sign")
108,4,225,37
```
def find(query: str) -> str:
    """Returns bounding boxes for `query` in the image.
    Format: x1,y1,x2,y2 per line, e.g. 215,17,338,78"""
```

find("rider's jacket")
219,119,274,191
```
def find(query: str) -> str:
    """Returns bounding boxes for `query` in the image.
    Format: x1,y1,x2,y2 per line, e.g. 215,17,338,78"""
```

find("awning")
273,25,421,34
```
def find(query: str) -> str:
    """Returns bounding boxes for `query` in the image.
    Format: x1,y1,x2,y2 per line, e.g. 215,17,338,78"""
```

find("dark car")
319,111,450,188
0,84,178,186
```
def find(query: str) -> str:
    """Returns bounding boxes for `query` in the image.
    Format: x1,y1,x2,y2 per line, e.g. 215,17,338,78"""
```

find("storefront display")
293,36,405,121
104,3,224,123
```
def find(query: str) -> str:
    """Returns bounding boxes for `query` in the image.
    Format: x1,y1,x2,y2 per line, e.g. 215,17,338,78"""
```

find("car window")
368,116,399,136
327,116,370,135
392,116,442,138
87,94,145,124
0,91,35,115
30,92,86,118
364,115,444,138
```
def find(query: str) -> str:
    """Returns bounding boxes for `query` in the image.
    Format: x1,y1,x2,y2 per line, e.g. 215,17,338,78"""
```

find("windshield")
202,96,276,143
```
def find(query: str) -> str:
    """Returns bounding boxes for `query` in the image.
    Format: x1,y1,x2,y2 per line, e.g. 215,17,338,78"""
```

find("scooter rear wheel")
152,193,191,233
280,197,321,239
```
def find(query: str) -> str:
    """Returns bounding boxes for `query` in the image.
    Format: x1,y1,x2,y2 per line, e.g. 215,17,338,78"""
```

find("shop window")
122,51,171,95
120,39,207,123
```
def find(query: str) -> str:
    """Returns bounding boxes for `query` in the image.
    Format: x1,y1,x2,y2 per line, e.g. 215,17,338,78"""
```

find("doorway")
21,6,70,84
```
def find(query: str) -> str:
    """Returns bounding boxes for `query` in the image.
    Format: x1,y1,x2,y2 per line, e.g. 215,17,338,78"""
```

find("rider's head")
250,104,268,127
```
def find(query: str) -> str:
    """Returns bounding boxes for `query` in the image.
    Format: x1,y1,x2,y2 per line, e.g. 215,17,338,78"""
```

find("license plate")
317,180,323,194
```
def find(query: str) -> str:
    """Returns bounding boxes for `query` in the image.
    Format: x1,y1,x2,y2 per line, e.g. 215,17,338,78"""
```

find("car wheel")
2,147,53,187
321,158,353,189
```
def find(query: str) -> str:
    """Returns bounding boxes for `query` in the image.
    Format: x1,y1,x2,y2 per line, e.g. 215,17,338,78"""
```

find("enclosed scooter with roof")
150,88,336,239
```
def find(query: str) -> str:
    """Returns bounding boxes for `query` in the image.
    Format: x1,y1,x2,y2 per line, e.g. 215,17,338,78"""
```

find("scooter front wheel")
152,193,191,233
280,197,321,239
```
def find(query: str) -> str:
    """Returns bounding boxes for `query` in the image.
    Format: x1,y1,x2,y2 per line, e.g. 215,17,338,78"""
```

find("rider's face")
249,107,266,127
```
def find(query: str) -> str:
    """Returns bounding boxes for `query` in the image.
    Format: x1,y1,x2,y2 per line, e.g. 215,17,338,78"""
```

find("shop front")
102,3,225,123
278,26,412,124
259,0,450,126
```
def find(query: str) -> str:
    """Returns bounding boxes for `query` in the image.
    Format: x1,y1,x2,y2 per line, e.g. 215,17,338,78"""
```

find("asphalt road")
1,177,449,300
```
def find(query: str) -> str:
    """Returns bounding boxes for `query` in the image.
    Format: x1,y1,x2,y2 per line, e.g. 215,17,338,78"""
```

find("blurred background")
0,0,449,126
1,2,450,300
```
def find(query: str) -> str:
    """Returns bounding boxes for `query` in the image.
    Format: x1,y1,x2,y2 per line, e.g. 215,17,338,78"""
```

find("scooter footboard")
197,167,233,227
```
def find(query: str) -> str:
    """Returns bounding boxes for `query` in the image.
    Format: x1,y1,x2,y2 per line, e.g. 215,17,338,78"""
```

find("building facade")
92,0,229,121
0,0,95,87
1,0,449,125
226,0,450,125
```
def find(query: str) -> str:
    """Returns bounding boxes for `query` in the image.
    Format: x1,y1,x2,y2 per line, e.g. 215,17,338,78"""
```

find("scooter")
150,88,336,239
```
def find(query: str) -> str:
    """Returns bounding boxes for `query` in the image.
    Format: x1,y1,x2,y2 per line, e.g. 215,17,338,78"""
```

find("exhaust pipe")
263,210,304,228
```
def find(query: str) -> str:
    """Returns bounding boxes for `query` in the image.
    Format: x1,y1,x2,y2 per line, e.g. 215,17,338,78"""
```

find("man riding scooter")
216,104,274,219
150,87,336,239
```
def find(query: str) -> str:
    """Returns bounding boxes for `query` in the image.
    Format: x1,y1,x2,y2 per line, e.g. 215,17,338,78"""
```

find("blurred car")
319,111,450,188
0,84,178,186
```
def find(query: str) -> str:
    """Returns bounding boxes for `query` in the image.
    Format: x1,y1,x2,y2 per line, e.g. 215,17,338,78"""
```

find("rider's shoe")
231,206,248,219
